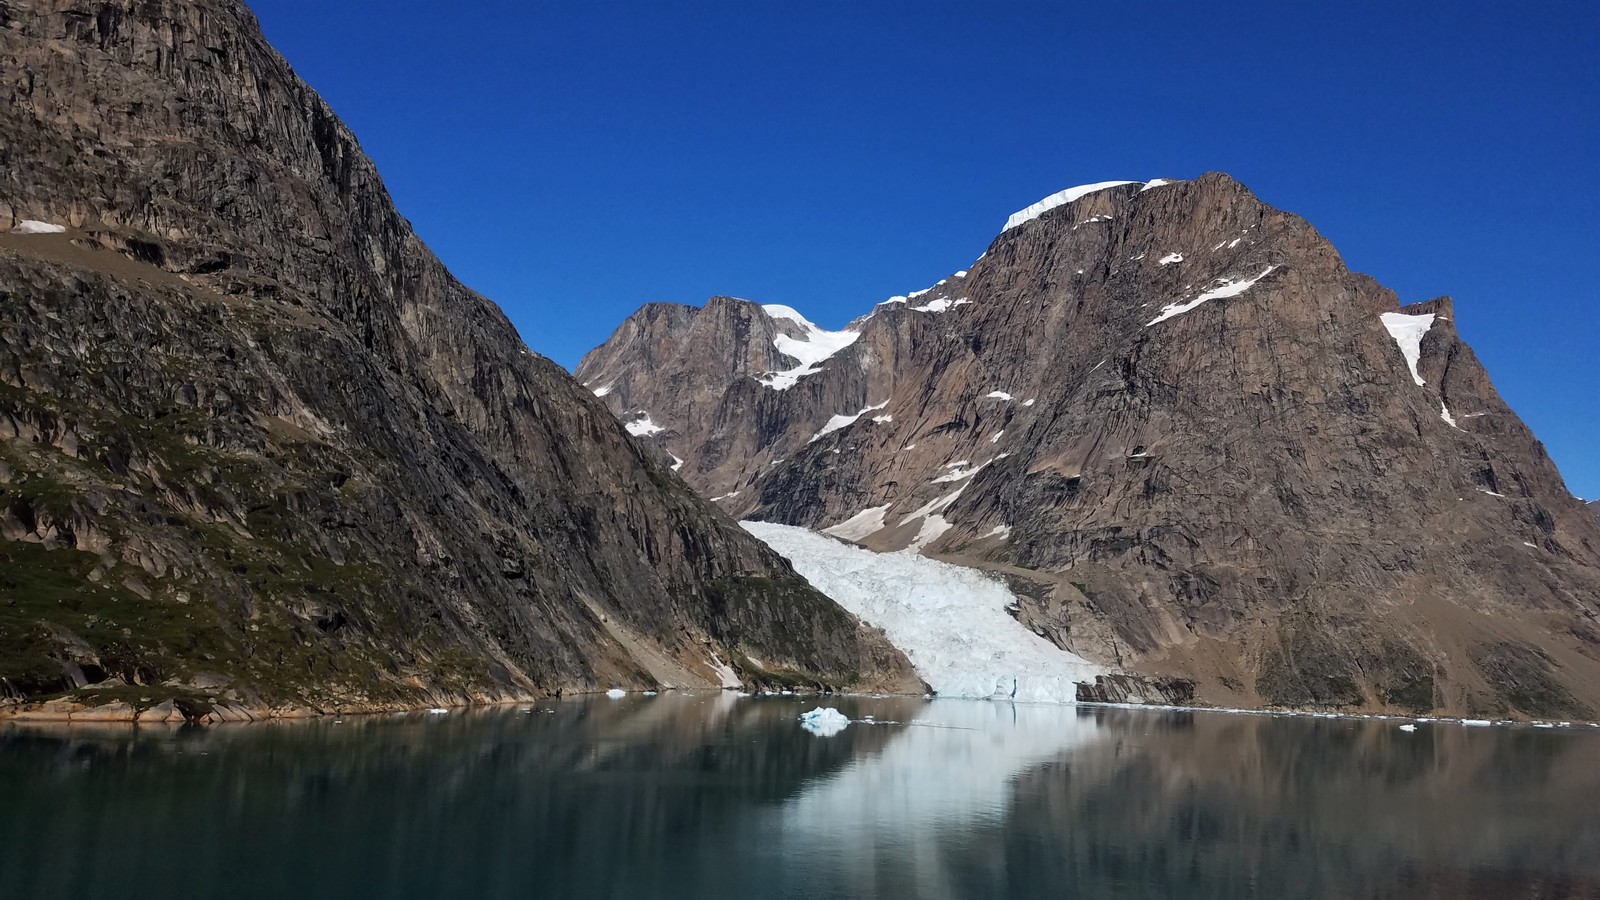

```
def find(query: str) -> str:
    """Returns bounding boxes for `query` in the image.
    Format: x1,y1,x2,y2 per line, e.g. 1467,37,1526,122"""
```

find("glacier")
742,522,1106,701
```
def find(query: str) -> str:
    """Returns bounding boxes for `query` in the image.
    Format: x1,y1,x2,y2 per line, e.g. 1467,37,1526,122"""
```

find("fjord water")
3,696,1597,899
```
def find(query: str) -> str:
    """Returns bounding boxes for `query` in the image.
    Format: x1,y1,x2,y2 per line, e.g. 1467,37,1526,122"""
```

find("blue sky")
248,1,1598,498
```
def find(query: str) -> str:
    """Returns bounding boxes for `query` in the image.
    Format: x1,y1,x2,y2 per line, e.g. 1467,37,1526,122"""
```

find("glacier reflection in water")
2,694,1598,899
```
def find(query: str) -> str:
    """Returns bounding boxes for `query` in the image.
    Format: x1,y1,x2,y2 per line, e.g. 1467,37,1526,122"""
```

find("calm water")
2,695,1597,899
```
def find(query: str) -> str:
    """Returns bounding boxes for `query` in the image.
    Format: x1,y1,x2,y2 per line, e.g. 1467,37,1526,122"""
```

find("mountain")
0,0,918,721
579,174,1600,718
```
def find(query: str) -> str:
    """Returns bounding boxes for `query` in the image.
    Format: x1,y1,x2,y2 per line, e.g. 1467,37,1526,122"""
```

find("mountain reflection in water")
2,695,1596,899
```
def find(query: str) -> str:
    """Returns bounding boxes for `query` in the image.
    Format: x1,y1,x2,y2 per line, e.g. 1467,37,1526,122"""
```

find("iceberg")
799,706,851,737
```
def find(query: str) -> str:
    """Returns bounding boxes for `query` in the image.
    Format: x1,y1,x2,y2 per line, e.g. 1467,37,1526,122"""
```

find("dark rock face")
0,0,919,713
580,175,1600,717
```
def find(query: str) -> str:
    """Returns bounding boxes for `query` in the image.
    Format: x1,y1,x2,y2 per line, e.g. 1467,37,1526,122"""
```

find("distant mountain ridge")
580,174,1600,718
0,0,918,720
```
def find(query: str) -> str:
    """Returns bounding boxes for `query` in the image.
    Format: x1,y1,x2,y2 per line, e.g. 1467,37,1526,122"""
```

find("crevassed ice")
742,522,1106,701
1146,265,1278,326
758,304,860,390
1379,311,1435,387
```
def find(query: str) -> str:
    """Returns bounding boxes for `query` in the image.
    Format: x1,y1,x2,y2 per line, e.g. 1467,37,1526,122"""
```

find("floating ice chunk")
1398,723,1417,732
799,706,851,737
1003,181,1139,231
625,414,665,436
1379,311,1435,386
824,505,892,542
12,220,66,234
606,688,627,699
1146,266,1278,326
1158,253,1184,265
1461,719,1492,727
427,708,449,714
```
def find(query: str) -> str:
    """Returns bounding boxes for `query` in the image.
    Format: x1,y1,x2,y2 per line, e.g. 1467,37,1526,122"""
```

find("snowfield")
742,522,1106,701
759,305,861,390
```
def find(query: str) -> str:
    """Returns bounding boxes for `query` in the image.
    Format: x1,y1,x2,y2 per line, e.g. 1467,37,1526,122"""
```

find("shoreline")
5,685,1598,732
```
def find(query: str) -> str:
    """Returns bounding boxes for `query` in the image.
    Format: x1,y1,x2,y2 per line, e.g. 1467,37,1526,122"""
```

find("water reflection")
1,698,1596,899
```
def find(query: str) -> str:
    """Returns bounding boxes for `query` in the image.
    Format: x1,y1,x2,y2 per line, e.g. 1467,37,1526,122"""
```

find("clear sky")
247,1,1598,498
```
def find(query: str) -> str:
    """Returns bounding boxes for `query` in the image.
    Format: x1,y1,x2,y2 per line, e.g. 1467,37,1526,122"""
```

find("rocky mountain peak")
582,172,1600,718
0,0,919,717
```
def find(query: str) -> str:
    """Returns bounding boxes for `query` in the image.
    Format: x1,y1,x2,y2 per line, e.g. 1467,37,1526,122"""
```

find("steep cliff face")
580,174,1600,718
0,0,919,718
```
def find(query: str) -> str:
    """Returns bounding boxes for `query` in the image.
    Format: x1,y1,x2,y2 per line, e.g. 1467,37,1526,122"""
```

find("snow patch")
954,270,968,278
1003,181,1138,232
1158,252,1184,265
989,430,1004,443
1146,266,1278,326
871,414,893,424
1139,179,1180,191
758,306,861,390
625,414,665,437
709,653,743,689
823,505,891,542
1440,402,1459,428
808,400,888,443
742,522,1107,701
1380,312,1435,386
11,220,66,234
591,384,613,398
985,391,1014,401
985,524,1011,540
669,454,685,472
931,461,985,484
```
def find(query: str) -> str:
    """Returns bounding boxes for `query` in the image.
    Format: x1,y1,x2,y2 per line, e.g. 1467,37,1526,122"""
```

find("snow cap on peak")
1004,181,1139,232
762,303,820,331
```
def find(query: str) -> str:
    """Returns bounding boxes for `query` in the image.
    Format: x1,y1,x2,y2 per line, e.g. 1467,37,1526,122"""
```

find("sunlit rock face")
0,0,920,713
582,176,1600,718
